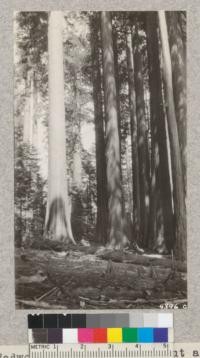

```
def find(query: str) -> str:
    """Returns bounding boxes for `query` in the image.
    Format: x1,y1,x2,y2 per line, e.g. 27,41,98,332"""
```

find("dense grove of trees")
14,11,187,261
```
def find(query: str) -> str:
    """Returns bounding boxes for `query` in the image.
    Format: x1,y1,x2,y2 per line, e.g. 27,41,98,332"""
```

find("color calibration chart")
28,313,173,344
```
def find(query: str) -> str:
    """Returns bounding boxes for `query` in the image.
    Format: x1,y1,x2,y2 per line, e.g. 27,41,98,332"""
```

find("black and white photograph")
14,10,187,309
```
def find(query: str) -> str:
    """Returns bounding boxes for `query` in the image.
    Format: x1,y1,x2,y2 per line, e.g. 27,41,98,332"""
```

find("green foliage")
15,126,46,246
15,12,48,72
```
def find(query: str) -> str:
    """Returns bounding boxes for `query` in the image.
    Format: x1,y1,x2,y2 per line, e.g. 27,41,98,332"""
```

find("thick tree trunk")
133,28,149,248
126,30,141,244
146,12,174,252
166,11,187,196
90,13,108,244
101,11,127,249
45,11,75,244
158,11,186,260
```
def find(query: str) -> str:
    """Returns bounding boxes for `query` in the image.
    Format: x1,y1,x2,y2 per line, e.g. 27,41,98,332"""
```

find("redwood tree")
158,10,186,260
90,12,108,244
126,29,141,244
45,11,75,243
101,11,127,248
146,12,174,252
72,73,82,190
167,11,187,195
133,24,149,247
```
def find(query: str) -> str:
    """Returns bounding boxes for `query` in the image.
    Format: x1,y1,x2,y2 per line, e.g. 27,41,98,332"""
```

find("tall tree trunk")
113,25,126,221
31,72,39,151
45,11,75,244
113,28,122,163
19,200,23,247
166,11,187,195
133,27,149,248
146,12,174,252
23,71,35,226
72,73,82,190
70,72,83,242
101,11,127,249
72,147,82,189
126,30,141,244
90,12,108,244
158,10,186,260
23,70,34,145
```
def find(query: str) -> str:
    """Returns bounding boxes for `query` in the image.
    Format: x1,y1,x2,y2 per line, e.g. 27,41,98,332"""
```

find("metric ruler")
29,343,174,358
1,343,200,358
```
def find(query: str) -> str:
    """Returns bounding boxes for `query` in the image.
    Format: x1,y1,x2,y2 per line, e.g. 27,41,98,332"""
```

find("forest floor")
15,240,187,309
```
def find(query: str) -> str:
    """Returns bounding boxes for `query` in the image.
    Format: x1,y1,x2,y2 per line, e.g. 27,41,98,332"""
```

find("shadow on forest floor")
15,240,187,309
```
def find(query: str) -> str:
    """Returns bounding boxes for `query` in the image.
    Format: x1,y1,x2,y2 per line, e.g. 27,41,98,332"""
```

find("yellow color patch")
107,328,122,343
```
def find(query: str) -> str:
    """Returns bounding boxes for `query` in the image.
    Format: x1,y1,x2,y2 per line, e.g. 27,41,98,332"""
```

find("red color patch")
93,328,107,343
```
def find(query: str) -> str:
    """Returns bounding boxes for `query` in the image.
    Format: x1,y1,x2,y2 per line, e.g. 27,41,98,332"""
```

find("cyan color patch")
138,328,153,343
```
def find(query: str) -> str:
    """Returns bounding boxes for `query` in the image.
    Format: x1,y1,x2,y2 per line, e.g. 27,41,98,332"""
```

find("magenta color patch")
78,328,94,343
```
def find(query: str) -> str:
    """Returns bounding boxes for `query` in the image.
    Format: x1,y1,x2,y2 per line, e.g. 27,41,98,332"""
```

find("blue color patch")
138,328,153,343
153,328,168,342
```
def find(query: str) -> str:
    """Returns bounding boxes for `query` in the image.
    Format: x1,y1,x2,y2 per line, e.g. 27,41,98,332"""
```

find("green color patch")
122,328,138,342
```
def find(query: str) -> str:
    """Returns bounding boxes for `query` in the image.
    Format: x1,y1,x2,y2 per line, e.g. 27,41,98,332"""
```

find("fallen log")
45,256,186,303
78,297,187,309
97,249,187,272
16,299,68,309
15,248,187,309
